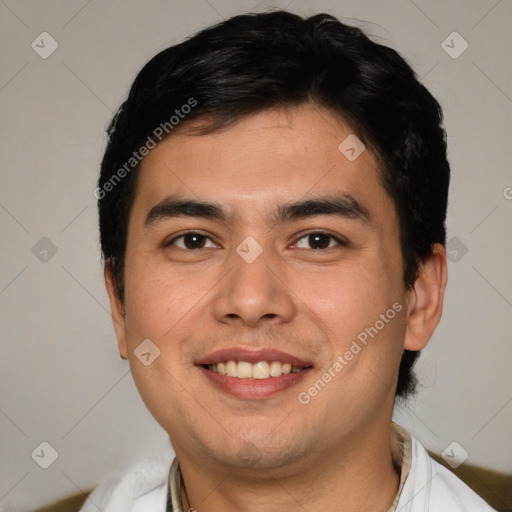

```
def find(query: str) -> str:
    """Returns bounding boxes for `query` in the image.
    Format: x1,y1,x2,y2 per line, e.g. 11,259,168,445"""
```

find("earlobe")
104,263,128,359
404,244,448,351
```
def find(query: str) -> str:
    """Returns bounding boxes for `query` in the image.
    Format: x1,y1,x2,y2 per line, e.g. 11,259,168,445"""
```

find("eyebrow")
144,194,371,228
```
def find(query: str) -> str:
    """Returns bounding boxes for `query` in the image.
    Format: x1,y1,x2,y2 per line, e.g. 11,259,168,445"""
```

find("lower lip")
197,366,312,400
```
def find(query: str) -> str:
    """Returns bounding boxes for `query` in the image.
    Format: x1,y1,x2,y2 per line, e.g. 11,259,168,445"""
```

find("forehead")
131,104,395,227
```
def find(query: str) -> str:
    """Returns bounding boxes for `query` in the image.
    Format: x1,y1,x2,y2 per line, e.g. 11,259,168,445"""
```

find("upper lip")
196,347,313,368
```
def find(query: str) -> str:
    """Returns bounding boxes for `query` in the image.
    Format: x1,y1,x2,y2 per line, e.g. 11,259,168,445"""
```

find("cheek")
300,258,401,335
300,259,406,397
123,258,209,343
122,264,201,424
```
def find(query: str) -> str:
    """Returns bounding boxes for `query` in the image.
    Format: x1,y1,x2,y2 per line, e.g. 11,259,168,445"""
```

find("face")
108,104,424,475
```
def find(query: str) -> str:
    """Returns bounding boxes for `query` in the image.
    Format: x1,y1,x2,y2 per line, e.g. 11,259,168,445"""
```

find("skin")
105,103,447,512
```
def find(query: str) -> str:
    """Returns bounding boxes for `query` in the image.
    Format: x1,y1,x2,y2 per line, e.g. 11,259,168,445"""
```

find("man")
82,10,496,511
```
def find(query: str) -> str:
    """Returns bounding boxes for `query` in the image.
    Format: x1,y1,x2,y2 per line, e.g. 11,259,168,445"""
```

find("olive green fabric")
34,489,93,512
35,458,512,512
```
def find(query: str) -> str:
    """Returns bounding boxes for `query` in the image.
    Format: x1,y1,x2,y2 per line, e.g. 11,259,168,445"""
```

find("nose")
212,247,296,328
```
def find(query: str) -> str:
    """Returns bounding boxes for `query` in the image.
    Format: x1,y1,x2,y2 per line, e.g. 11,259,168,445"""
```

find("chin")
207,430,313,473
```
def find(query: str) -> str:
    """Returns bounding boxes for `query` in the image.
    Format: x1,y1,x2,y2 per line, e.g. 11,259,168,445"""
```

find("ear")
404,243,448,351
104,263,128,359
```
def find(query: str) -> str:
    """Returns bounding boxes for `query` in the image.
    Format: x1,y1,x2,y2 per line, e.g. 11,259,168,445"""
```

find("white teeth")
252,361,270,379
226,360,237,377
269,361,283,377
237,361,252,379
207,360,305,379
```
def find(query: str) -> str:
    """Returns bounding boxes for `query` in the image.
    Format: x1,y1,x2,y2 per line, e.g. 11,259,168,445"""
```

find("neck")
175,422,401,512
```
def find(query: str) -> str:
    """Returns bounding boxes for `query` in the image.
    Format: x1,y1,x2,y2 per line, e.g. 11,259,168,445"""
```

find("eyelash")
165,230,347,250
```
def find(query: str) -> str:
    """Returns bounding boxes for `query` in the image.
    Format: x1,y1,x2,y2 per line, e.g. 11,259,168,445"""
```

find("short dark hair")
98,10,450,399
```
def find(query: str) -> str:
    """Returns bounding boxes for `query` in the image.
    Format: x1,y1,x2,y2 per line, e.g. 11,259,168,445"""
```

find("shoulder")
428,457,497,511
78,456,171,512
398,432,497,511
35,457,172,512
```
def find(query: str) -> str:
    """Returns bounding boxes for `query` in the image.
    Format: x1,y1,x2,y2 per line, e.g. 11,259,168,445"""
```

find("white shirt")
79,423,496,512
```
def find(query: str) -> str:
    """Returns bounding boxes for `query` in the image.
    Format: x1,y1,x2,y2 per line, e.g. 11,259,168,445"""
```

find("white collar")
80,424,495,512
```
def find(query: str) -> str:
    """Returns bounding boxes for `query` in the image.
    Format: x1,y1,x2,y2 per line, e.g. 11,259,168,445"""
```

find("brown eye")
167,233,217,250
295,232,346,250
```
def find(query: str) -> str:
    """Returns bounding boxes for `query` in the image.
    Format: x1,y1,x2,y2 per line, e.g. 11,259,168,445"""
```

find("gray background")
1,0,511,510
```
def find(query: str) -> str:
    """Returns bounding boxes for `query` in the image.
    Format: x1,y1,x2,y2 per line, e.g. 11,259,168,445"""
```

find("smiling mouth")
203,360,310,379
